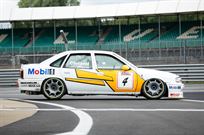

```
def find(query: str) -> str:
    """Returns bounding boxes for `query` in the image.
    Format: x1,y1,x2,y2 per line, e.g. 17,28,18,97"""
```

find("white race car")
18,51,184,100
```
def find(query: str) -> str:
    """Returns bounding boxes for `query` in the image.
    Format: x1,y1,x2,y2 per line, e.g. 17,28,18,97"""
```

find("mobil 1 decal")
28,68,55,75
117,71,134,89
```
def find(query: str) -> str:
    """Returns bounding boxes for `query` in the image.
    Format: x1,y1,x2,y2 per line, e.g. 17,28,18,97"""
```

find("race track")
0,84,204,135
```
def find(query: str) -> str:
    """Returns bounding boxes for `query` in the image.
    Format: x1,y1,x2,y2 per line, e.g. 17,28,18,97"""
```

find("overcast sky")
0,0,18,9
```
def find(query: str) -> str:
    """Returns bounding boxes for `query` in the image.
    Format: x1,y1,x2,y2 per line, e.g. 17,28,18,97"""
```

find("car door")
60,53,91,93
94,53,143,93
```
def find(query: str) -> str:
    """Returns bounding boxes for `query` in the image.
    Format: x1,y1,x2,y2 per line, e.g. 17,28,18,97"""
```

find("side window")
64,54,92,69
50,55,67,67
95,54,124,70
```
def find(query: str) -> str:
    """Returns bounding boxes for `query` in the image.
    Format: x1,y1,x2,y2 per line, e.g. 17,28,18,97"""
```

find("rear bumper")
166,83,184,98
18,78,43,92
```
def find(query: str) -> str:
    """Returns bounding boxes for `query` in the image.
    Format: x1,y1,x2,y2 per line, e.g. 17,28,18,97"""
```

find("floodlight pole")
32,21,35,63
11,22,15,68
139,16,141,58
158,15,161,58
11,22,14,56
60,30,68,51
178,14,182,62
75,20,78,50
125,42,128,59
119,20,122,55
184,40,186,64
54,20,56,41
98,19,101,50
54,20,56,51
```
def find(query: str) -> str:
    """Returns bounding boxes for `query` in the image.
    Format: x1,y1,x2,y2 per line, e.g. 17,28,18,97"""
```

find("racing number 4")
117,71,134,90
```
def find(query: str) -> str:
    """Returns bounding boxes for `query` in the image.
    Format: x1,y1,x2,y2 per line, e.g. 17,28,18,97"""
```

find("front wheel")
42,78,66,100
142,78,166,99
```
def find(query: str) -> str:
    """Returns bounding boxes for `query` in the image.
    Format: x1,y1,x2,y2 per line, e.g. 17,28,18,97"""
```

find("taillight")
20,69,24,79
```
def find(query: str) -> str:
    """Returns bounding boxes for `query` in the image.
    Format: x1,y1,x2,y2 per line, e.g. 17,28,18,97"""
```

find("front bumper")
166,83,184,98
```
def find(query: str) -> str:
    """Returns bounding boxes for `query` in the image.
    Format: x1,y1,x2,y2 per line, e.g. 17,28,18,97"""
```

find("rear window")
64,53,92,69
50,55,67,67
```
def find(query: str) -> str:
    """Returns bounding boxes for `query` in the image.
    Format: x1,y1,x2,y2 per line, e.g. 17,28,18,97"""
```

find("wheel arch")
141,78,168,99
40,77,68,94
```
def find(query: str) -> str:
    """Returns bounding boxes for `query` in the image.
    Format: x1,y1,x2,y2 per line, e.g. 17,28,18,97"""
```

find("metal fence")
0,40,204,68
0,39,203,54
0,64,204,87
5,47,204,68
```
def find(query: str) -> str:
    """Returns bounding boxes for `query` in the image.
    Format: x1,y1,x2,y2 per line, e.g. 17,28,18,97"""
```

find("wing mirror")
121,65,130,71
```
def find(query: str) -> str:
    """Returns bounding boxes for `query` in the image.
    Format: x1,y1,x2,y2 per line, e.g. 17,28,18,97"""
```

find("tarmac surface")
0,84,204,135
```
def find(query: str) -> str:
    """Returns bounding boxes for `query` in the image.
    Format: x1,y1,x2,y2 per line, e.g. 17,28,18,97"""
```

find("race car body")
18,51,184,99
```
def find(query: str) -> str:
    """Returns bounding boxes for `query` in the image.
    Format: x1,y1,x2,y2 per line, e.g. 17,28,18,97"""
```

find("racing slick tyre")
42,78,66,100
142,78,166,99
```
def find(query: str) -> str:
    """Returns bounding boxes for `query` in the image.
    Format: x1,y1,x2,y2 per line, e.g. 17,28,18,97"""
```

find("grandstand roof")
0,0,204,22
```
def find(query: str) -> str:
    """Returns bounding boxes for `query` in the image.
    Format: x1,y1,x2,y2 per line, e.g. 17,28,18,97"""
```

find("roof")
40,50,115,65
0,0,203,22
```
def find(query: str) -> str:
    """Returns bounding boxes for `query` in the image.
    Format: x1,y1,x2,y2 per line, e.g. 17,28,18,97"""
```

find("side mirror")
121,65,130,71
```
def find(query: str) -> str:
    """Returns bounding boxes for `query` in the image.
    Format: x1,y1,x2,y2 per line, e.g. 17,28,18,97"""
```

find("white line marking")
1,108,204,112
0,94,21,95
182,99,204,103
0,91,20,93
80,108,204,112
17,100,93,135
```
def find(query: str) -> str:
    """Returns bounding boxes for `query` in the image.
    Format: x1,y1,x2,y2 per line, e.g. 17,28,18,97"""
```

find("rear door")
61,53,94,93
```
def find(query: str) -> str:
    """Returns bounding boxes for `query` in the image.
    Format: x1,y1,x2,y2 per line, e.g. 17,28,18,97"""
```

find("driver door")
94,53,140,93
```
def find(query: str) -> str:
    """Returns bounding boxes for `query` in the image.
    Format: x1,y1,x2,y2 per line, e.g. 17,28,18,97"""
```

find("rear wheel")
42,78,66,100
142,78,166,99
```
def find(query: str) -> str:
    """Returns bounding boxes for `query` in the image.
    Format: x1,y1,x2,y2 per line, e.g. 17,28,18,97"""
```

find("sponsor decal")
28,68,55,75
169,85,181,89
121,72,131,75
69,61,89,67
170,93,180,97
20,82,40,87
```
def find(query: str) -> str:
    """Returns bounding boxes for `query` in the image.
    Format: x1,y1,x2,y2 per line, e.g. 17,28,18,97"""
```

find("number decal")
117,71,134,89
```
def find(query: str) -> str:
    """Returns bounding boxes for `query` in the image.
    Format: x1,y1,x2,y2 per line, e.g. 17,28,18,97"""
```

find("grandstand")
0,21,203,50
0,0,204,67
0,22,203,44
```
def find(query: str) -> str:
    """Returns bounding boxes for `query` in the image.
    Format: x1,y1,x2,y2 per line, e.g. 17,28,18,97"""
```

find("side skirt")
67,92,141,97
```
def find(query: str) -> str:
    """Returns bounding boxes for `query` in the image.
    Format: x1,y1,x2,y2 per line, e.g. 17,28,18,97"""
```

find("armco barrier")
139,64,204,82
0,69,19,86
0,64,204,87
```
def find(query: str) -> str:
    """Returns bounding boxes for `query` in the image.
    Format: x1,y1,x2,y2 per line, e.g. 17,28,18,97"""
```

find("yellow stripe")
76,70,113,81
65,78,105,86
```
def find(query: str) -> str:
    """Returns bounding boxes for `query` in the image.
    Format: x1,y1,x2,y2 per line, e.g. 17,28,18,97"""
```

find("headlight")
175,77,182,83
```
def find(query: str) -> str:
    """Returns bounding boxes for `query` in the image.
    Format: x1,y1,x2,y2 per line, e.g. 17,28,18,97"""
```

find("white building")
0,0,19,29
